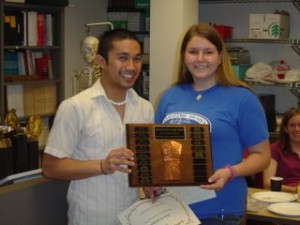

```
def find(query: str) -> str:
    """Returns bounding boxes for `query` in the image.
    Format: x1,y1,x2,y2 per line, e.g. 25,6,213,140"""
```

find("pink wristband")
224,165,237,180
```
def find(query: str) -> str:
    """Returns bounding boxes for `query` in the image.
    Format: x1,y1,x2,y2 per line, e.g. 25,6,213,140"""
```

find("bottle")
274,60,289,80
297,181,300,202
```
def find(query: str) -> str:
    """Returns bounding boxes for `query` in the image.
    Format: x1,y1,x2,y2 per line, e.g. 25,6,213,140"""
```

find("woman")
155,23,271,225
263,107,300,193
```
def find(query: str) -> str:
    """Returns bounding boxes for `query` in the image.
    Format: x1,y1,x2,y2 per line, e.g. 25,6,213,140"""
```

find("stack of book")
4,10,55,46
4,51,19,75
107,10,145,32
23,83,57,116
5,83,57,118
4,50,53,80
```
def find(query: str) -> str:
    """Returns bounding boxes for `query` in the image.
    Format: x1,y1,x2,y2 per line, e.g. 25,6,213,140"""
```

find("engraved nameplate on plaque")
126,124,213,187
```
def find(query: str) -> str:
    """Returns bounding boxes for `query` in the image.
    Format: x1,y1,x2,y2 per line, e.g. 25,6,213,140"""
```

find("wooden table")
247,187,300,225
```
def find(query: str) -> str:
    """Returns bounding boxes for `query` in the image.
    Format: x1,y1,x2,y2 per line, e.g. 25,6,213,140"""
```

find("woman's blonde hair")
176,23,251,90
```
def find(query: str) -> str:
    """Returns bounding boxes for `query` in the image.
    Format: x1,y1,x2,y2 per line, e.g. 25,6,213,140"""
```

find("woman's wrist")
224,165,237,180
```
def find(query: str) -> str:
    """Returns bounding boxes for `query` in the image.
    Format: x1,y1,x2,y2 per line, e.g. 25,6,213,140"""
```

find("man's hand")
101,147,134,174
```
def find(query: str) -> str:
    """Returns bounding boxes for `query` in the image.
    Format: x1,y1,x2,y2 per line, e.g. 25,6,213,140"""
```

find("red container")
214,25,233,39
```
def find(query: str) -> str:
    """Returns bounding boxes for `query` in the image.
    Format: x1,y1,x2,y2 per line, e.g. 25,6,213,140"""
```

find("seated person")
263,107,300,193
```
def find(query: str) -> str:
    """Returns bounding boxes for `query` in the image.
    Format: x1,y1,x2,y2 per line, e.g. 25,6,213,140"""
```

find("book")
5,84,25,117
35,55,49,79
10,134,29,173
25,49,35,75
46,54,54,79
52,13,59,45
17,51,26,75
45,14,53,46
4,11,24,46
4,51,19,75
30,50,43,75
23,50,29,75
0,139,14,180
23,83,57,116
21,11,27,46
27,11,37,46
37,13,45,46
27,140,39,170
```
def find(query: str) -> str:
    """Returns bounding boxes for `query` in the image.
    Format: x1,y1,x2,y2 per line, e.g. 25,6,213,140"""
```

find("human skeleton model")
73,36,101,94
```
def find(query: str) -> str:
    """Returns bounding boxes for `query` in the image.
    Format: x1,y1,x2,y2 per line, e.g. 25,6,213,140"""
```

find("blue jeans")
199,214,242,225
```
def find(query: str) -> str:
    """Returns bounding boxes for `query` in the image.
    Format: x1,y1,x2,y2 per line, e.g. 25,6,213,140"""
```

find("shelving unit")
200,0,300,56
200,0,299,10
200,0,300,108
0,1,65,121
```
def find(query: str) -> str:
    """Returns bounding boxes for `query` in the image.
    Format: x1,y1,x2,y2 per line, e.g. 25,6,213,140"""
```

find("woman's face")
184,36,222,88
285,114,300,143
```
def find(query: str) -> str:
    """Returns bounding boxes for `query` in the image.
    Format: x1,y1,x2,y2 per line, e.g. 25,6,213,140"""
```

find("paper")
118,192,201,225
167,187,216,204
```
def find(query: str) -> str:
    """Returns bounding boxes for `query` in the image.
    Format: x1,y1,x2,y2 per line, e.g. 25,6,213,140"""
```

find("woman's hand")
200,167,232,191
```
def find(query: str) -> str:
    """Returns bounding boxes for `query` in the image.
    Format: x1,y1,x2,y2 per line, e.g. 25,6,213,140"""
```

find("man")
42,28,154,225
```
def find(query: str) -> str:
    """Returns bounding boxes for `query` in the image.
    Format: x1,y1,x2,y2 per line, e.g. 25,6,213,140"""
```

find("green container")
110,21,128,29
232,64,251,80
134,0,150,17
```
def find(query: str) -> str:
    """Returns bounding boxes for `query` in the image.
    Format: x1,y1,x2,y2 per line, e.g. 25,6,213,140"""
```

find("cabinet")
0,2,65,121
200,0,300,113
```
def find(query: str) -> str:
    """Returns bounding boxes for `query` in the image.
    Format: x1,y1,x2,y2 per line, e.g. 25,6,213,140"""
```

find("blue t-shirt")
155,83,269,218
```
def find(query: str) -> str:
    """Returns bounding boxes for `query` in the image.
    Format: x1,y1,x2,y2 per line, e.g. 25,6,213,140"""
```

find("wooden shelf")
0,2,65,119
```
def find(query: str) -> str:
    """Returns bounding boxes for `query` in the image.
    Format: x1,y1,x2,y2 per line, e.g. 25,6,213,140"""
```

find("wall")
199,2,300,114
64,0,108,98
62,1,300,113
149,0,199,107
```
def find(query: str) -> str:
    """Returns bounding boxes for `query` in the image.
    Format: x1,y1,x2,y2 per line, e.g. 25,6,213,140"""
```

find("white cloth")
44,79,154,225
245,62,275,84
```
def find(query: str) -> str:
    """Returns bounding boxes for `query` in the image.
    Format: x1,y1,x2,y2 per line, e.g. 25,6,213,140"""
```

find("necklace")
194,84,218,101
196,93,202,101
106,93,128,106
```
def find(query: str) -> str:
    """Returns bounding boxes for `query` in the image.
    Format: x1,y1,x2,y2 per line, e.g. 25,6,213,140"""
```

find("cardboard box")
249,14,290,39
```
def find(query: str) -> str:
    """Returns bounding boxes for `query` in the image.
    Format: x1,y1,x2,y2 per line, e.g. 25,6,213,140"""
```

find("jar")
274,60,289,80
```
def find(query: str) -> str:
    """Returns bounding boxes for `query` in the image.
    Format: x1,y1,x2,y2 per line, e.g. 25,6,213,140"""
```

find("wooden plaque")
126,124,213,187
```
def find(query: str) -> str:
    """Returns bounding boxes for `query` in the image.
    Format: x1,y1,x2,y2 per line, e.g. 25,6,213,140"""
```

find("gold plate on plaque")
126,123,213,187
